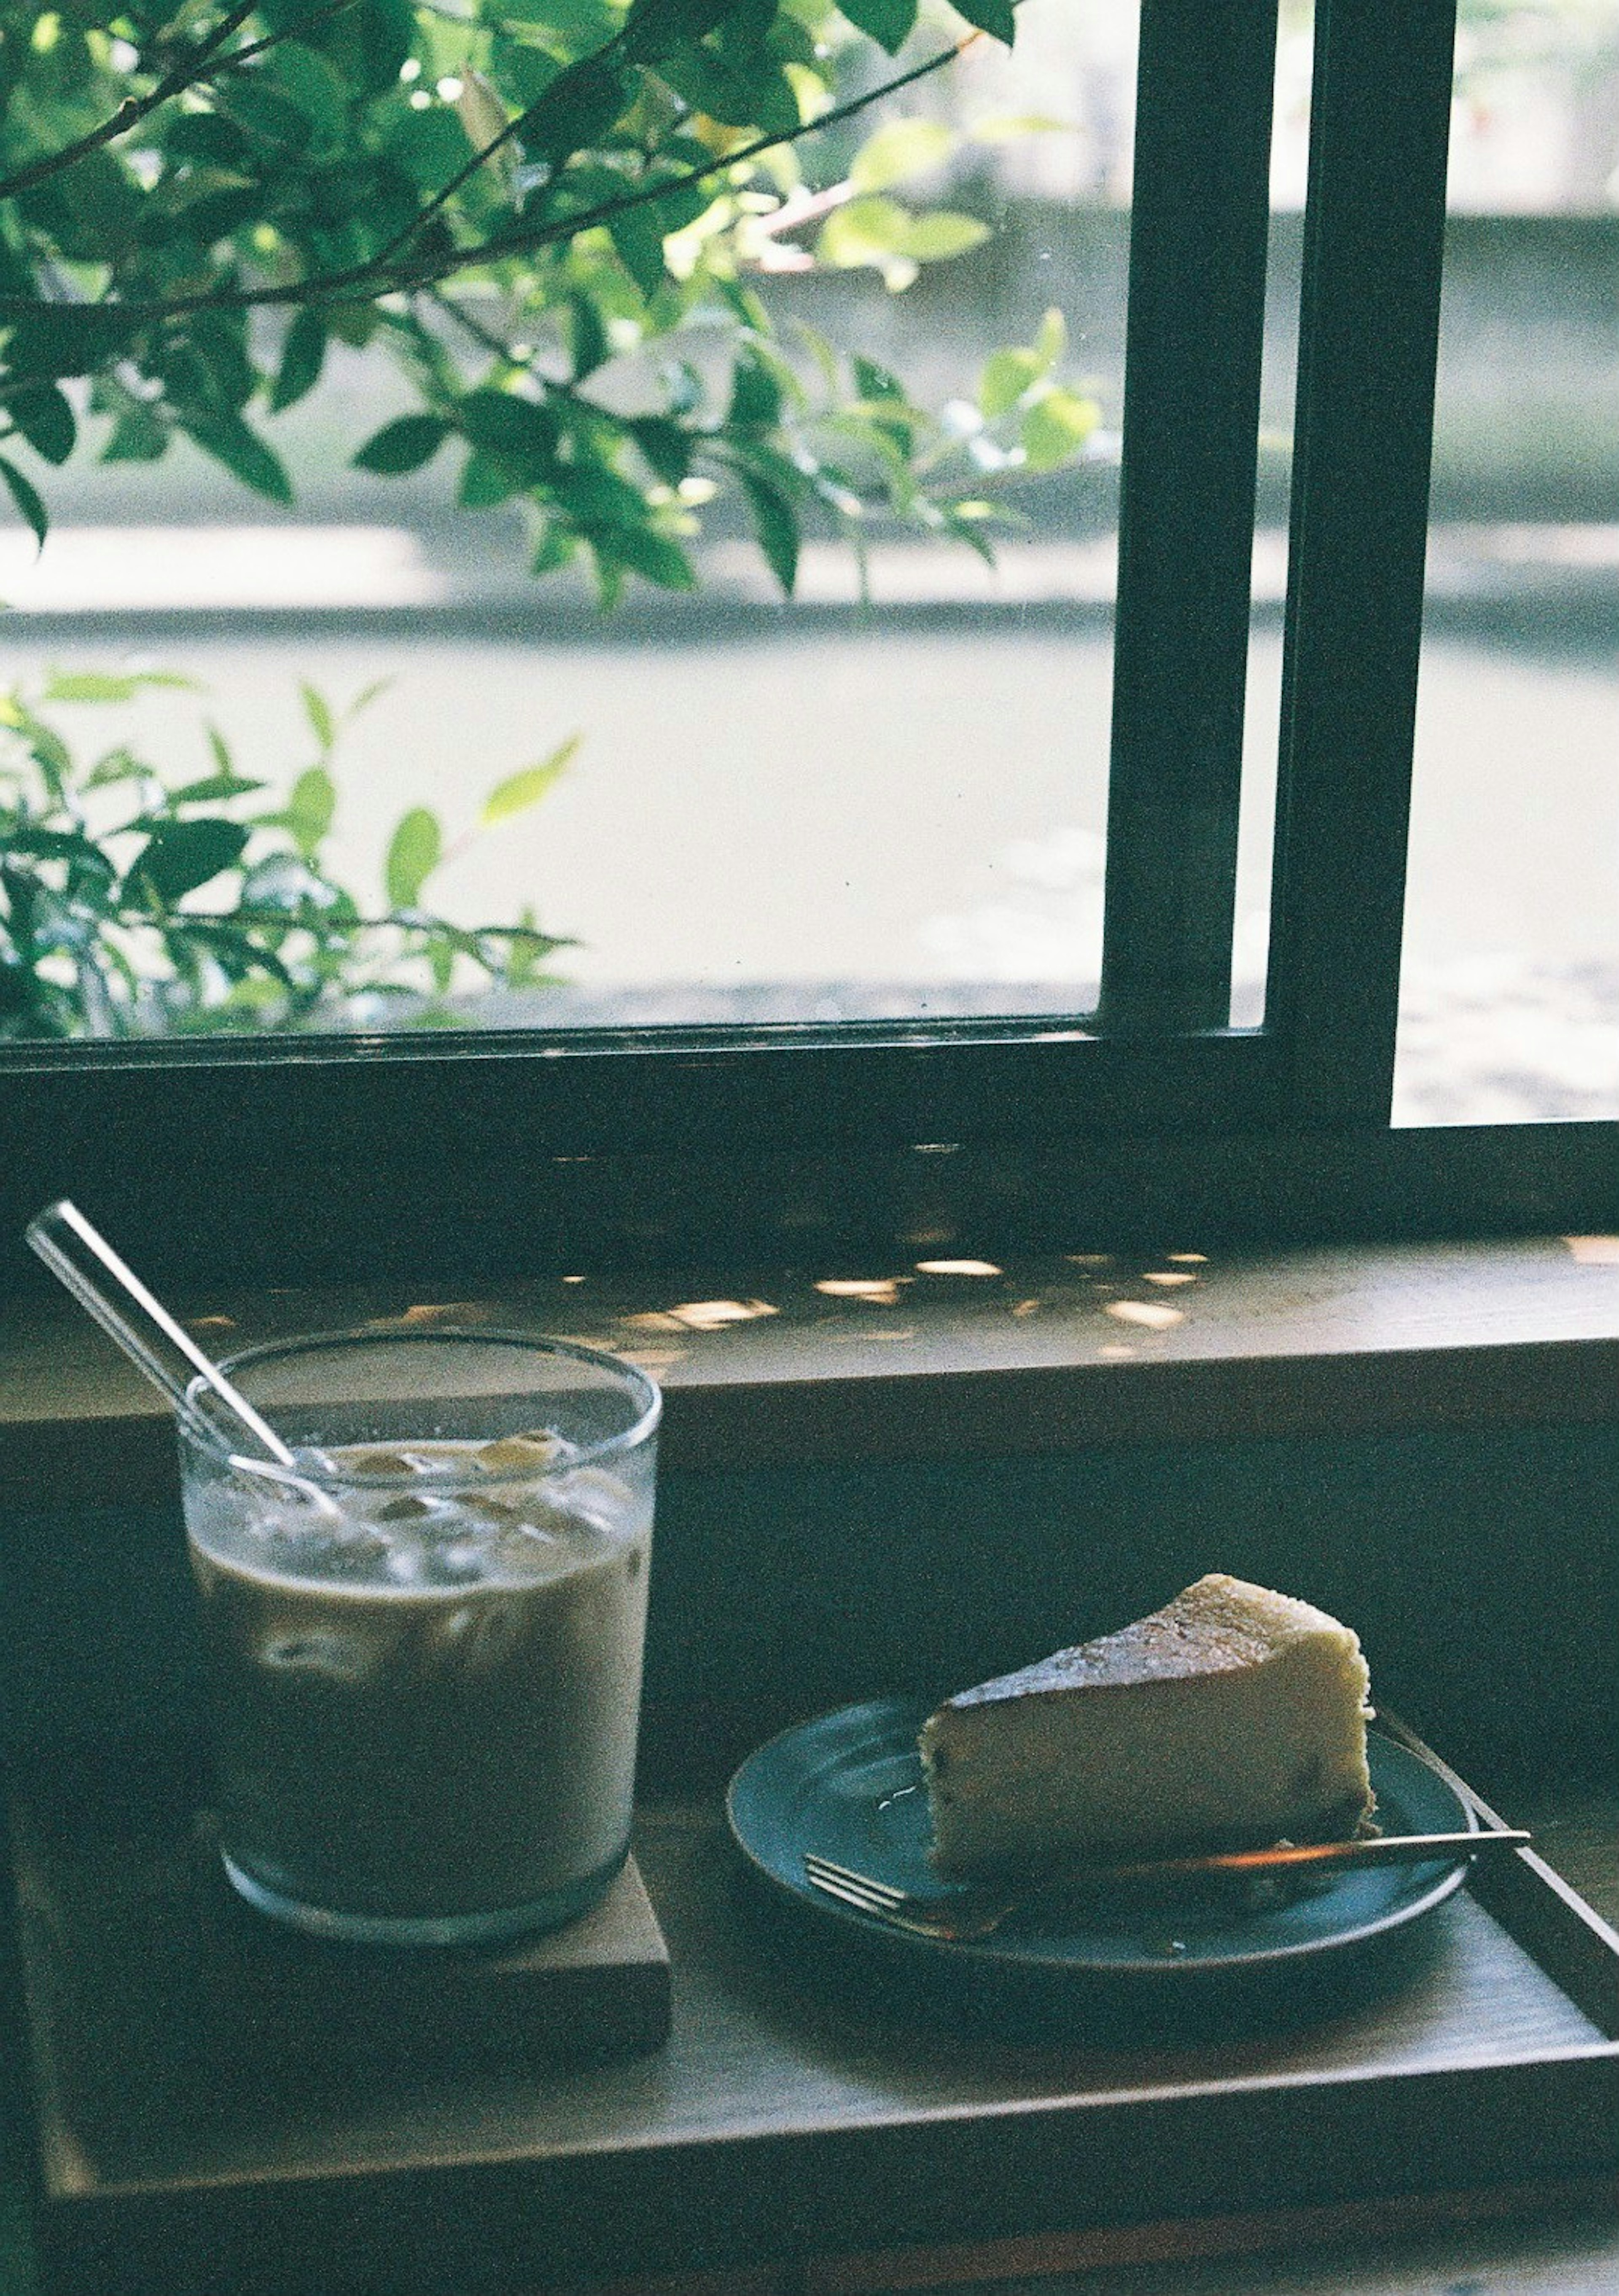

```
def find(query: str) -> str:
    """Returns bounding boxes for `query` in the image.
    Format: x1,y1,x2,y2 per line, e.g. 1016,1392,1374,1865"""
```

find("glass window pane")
0,5,1149,1044
1394,2,1619,1125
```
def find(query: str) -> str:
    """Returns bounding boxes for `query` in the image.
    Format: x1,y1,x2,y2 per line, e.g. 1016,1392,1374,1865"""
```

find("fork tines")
800,1852,990,1939
801,1854,910,1907
801,1854,914,1916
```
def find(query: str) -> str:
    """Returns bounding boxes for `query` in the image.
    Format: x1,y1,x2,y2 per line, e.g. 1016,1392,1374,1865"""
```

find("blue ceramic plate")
727,1698,1476,1979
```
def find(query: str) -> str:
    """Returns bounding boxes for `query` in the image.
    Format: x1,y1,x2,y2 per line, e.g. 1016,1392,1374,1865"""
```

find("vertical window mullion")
1266,0,1457,1124
1099,0,1279,1036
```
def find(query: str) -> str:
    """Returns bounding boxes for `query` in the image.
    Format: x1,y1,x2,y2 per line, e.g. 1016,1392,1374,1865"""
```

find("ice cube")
259,1631,377,1682
261,1515,345,1566
428,1596,523,1668
475,1433,564,1477
374,1492,459,1523
318,1525,393,1580
340,1446,459,1480
421,1540,492,1585
460,1494,525,1527
547,1466,632,1534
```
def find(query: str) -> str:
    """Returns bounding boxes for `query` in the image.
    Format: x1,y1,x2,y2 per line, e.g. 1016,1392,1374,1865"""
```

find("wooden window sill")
4,1233,1619,1509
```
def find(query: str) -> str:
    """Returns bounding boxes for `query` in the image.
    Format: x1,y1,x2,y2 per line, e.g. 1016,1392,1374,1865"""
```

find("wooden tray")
8,1722,1618,2296
8,1799,670,2105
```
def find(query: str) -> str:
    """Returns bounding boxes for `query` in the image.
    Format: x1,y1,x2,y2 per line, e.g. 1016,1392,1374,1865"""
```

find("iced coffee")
179,1334,660,1945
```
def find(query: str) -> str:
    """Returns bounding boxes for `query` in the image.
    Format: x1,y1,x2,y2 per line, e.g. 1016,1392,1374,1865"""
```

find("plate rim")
725,1695,1478,1978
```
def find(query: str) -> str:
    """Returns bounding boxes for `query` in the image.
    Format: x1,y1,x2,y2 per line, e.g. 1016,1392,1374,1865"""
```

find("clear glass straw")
25,1198,294,1466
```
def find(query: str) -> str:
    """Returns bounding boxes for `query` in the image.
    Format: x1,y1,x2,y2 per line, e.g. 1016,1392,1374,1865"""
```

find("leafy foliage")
0,671,573,1037
0,0,1106,596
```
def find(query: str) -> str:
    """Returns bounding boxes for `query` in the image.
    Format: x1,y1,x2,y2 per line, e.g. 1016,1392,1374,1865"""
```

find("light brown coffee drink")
186,1439,652,1934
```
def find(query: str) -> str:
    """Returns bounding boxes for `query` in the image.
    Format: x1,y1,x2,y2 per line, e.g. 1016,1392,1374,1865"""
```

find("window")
1394,3,1619,1128
3,0,1616,1292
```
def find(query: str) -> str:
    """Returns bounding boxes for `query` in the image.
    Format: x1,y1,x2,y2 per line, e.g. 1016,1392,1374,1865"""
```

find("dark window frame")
4,0,1616,1295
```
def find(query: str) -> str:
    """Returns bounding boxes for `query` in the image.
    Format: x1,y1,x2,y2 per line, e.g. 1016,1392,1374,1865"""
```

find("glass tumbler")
177,1329,660,1945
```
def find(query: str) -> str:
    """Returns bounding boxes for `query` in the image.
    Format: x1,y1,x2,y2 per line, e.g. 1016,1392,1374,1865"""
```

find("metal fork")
801,1855,1022,1940
802,1828,1529,1943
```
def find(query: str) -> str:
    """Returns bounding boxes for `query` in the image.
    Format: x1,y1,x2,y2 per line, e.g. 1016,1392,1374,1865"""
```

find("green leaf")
850,119,955,193
978,345,1041,417
1019,385,1101,472
606,206,670,301
498,0,619,34
279,765,337,861
459,390,559,468
740,473,799,595
940,505,1000,567
383,102,474,191
950,0,1016,43
1034,306,1067,373
42,670,198,703
164,113,253,165
82,745,150,789
570,294,610,382
837,0,917,55
271,311,327,414
262,0,413,96
896,210,991,261
853,355,906,403
530,520,578,576
0,458,48,550
5,302,135,382
128,819,250,904
181,414,294,504
518,54,627,169
295,685,333,752
218,75,312,153
969,112,1074,140
10,705,71,793
385,807,442,909
552,460,654,528
8,385,76,466
816,195,911,269
598,524,697,591
264,41,352,150
623,0,734,63
459,450,524,509
730,350,783,431
628,417,692,487
4,824,112,871
353,414,452,474
169,770,267,803
479,736,579,826
102,407,168,463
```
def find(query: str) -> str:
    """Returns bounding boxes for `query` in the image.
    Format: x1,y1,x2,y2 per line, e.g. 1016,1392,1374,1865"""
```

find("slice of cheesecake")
919,1574,1374,1877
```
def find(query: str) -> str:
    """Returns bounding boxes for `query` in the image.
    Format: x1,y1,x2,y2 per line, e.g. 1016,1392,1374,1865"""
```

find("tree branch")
382,37,974,289
0,34,969,335
212,0,367,74
0,0,261,206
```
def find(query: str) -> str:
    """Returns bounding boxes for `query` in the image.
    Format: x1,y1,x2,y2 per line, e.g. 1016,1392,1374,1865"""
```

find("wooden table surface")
883,1785,1619,2296
2,1780,1614,2296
